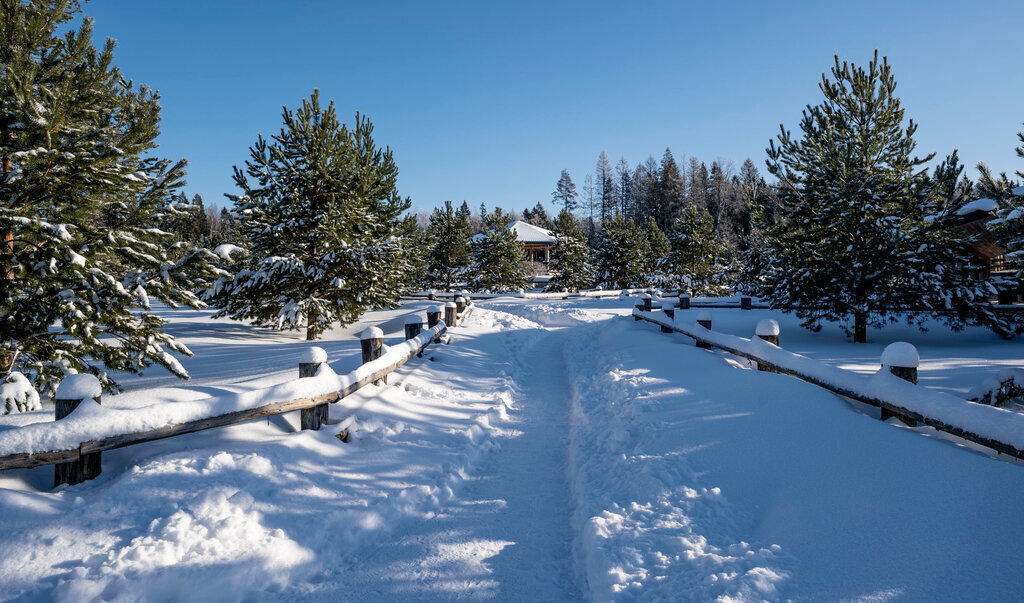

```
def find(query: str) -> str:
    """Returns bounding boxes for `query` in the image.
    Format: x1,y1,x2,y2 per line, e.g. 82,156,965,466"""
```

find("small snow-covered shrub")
1,372,42,414
969,369,1024,408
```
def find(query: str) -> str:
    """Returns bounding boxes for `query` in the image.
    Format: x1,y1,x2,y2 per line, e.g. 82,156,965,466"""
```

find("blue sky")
83,0,1024,215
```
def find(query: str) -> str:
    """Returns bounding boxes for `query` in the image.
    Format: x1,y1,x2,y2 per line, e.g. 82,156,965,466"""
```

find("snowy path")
304,324,581,600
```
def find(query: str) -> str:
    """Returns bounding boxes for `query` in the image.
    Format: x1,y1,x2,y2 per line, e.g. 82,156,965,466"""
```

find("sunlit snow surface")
0,297,1022,601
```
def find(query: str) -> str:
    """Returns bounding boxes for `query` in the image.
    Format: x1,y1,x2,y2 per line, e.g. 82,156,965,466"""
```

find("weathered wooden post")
405,314,424,357
678,294,690,310
879,342,918,426
427,290,437,301
455,296,466,314
662,307,675,333
360,327,386,385
427,305,442,343
461,290,472,305
444,301,458,328
54,374,103,486
754,319,780,372
695,311,712,349
741,296,752,310
299,347,329,430
642,293,652,312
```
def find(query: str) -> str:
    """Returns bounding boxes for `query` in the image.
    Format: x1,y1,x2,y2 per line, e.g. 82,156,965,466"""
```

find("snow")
403,313,424,325
359,326,383,340
300,346,328,364
1,373,41,414
956,197,998,215
212,243,245,260
697,310,712,322
55,374,101,401
755,318,780,337
880,341,920,368
1,298,1024,599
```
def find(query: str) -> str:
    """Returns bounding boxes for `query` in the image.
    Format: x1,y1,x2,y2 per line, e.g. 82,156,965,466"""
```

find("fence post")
54,374,102,486
460,290,472,305
299,347,329,430
661,307,674,333
455,296,466,314
427,305,442,343
695,311,712,349
741,296,752,310
360,327,386,385
444,301,458,328
642,293,652,312
879,342,918,426
427,290,436,301
405,314,424,357
679,294,690,310
754,319,780,372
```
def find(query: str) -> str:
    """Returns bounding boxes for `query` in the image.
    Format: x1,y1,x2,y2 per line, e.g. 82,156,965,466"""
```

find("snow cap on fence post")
427,289,437,301
427,306,443,343
299,347,329,430
444,301,458,328
455,296,466,313
360,327,386,385
404,314,425,357
881,342,919,384
54,373,103,486
619,289,630,300
695,311,712,349
754,319,780,372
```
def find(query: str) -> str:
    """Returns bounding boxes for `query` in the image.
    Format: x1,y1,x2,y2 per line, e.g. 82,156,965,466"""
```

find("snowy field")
1,297,1023,601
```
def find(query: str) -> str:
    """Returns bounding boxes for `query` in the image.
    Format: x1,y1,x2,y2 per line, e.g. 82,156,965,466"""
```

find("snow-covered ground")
1,298,1023,600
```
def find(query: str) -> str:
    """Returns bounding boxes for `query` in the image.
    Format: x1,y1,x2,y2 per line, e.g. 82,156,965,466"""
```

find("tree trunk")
854,310,867,343
306,308,318,341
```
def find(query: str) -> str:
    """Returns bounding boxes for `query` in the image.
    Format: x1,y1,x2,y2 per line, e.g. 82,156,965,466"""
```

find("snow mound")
2,372,41,414
56,484,312,600
880,342,919,368
360,326,384,340
404,314,424,325
55,374,101,401
696,311,712,322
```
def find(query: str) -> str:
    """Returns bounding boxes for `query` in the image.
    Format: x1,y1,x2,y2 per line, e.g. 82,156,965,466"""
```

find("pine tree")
471,207,530,291
0,1,221,394
191,194,210,242
667,205,726,296
552,169,578,213
545,209,595,291
763,52,1010,342
596,214,645,289
642,217,672,287
655,149,686,232
524,201,552,229
615,156,633,217
597,151,615,223
424,200,472,291
207,91,414,340
982,125,1024,280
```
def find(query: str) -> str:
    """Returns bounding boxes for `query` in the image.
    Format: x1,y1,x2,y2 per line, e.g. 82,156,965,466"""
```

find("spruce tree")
596,214,645,289
764,52,1009,342
655,149,686,231
642,217,672,287
424,200,472,291
596,151,615,223
545,209,594,291
207,91,414,340
0,1,221,394
471,207,530,291
552,169,578,213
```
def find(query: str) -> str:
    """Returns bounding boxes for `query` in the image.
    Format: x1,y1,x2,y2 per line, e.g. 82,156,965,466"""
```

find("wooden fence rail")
631,307,1024,461
0,319,453,477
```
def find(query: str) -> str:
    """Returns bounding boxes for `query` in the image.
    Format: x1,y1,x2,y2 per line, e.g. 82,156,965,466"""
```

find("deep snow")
0,298,1022,601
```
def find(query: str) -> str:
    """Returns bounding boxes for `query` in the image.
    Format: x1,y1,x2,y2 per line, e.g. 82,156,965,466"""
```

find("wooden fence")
631,304,1024,462
0,302,477,486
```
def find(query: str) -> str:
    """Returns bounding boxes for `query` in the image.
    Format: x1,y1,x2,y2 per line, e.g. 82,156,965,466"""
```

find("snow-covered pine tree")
0,0,222,396
764,52,1011,342
207,91,414,340
596,213,645,289
424,200,473,291
545,209,594,291
642,217,672,288
979,125,1024,280
470,207,531,292
552,169,578,213
654,149,685,232
666,205,727,296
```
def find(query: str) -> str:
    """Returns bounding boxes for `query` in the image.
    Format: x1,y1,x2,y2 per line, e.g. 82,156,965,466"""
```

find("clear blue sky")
82,0,1024,215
